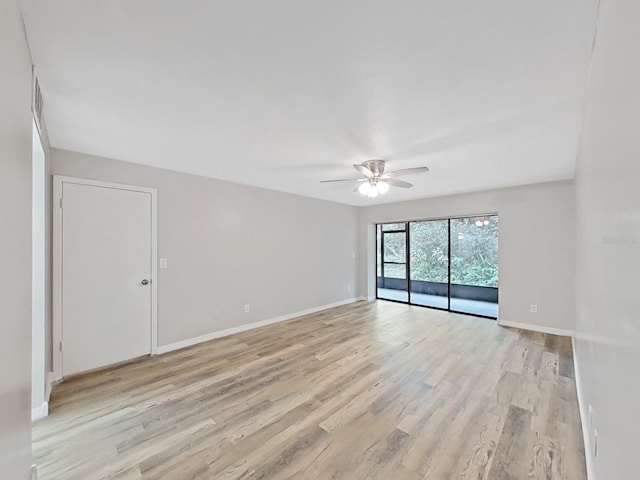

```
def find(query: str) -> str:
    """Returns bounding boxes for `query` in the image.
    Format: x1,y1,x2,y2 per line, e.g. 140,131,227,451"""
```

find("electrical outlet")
159,258,168,269
347,283,351,292
244,304,250,313
530,304,538,313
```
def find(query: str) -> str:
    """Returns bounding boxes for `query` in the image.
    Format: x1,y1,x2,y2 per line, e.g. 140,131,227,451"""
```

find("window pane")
383,232,406,263
450,216,499,288
384,263,406,279
409,220,449,282
382,223,406,231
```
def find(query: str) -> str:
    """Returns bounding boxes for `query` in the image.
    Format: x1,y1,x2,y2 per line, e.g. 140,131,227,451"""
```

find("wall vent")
32,66,44,134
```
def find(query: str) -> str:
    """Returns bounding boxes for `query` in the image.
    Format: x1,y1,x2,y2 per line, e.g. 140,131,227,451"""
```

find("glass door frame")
375,214,499,320
378,224,411,305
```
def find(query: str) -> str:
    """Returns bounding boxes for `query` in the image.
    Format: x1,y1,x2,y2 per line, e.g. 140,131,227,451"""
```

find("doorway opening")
376,215,499,319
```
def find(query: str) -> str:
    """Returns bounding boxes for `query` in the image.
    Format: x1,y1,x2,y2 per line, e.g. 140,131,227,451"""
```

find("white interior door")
61,181,153,376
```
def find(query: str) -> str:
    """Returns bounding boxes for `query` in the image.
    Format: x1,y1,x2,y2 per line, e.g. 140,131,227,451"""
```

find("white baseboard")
31,401,48,421
572,337,594,480
358,295,375,302
156,297,361,355
497,319,573,337
45,371,56,401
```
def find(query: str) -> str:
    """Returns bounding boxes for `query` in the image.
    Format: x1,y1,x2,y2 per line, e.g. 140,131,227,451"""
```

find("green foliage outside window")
448,217,499,287
378,217,499,288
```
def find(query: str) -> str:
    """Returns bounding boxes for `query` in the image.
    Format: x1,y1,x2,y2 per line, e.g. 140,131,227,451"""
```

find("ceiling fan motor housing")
362,159,386,177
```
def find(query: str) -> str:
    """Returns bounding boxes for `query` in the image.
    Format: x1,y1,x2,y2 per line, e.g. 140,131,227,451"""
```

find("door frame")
378,225,410,303
52,175,158,381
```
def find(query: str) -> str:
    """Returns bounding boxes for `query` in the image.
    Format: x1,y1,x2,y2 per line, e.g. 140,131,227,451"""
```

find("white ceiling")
20,0,599,206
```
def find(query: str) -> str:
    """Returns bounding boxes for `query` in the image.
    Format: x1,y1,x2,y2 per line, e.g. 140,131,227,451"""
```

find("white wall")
573,0,640,478
358,180,576,334
0,0,34,477
50,149,359,349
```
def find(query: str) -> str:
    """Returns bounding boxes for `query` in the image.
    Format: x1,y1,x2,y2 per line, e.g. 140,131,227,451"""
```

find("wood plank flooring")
33,301,586,479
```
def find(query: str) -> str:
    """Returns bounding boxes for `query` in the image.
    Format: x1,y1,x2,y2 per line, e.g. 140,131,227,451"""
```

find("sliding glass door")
376,215,499,318
409,220,449,309
377,223,409,303
450,216,499,317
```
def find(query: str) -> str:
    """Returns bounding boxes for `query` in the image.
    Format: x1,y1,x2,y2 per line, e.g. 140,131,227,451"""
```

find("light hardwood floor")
33,301,586,479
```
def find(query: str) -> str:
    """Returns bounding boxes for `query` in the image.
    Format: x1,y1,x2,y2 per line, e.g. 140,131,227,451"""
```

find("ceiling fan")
321,160,429,197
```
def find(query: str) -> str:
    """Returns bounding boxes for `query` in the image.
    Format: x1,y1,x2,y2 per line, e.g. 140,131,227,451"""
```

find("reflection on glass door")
376,215,499,319
377,223,408,303
450,216,499,317
409,220,449,309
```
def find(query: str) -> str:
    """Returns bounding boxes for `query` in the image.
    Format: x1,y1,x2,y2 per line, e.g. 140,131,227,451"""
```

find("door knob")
141,279,150,285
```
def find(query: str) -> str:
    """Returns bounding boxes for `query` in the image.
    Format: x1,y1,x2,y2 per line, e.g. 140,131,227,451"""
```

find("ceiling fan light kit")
321,160,430,198
376,180,390,194
358,179,389,198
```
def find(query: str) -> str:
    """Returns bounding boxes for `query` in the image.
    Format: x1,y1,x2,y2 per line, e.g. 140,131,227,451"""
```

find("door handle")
141,279,150,286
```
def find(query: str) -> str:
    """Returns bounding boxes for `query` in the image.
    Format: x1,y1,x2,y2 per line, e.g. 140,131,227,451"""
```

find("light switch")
159,258,168,269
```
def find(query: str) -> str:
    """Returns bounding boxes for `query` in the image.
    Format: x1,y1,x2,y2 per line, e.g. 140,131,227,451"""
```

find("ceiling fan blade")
320,178,365,183
353,163,373,177
385,178,414,188
385,166,430,178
